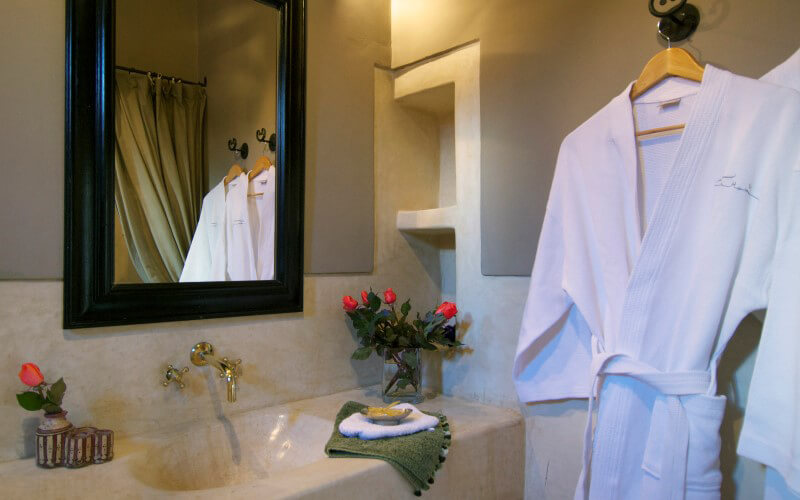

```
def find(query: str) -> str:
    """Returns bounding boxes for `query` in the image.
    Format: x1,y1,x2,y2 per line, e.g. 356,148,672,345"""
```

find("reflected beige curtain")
114,71,206,282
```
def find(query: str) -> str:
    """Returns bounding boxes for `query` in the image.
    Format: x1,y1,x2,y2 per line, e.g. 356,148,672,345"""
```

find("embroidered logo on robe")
714,175,758,200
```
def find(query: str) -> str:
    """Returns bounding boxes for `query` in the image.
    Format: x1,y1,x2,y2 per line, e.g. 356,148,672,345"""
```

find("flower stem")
384,350,419,396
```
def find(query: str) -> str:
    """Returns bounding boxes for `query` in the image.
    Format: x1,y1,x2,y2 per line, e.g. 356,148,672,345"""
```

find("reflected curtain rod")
115,65,207,87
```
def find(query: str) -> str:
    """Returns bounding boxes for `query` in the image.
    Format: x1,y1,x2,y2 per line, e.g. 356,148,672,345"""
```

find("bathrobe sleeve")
761,47,800,91
513,142,593,402
738,162,800,495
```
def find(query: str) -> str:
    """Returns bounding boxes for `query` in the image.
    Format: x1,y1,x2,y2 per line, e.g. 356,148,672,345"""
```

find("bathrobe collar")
606,64,731,355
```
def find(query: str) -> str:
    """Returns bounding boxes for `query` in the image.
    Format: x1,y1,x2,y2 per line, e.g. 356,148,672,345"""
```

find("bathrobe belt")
575,347,712,500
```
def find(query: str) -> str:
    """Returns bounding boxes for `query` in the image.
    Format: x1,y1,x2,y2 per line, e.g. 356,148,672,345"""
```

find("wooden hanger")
630,47,704,139
224,164,244,186
247,156,272,197
248,155,272,181
630,47,704,100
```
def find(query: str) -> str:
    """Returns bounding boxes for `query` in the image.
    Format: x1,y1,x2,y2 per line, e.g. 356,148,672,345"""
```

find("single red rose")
18,363,44,387
361,290,369,304
435,301,458,319
384,288,397,305
342,295,359,312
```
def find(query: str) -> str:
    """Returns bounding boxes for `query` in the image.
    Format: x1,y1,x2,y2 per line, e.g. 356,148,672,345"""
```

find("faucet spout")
190,342,242,403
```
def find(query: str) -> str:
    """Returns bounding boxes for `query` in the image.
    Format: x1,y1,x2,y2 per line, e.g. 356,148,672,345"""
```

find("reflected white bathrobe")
514,65,800,499
247,167,276,281
179,179,227,282
225,173,257,281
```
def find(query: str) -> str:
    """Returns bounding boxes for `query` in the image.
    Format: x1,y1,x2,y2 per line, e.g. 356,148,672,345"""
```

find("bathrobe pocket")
642,393,726,495
684,394,726,491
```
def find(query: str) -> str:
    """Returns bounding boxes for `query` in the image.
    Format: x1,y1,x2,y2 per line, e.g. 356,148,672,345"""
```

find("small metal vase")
35,411,73,468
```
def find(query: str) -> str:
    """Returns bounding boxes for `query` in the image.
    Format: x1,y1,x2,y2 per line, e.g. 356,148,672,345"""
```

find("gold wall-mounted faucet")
190,342,242,403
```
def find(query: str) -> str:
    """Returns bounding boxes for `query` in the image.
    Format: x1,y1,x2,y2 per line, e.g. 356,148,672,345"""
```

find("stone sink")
0,388,523,499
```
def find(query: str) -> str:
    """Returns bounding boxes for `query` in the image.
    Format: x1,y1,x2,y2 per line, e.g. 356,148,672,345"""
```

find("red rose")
19,363,44,387
342,296,359,312
384,288,397,305
361,290,369,304
435,301,458,319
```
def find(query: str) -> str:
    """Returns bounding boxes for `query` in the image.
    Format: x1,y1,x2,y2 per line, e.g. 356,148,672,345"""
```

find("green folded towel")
324,401,451,496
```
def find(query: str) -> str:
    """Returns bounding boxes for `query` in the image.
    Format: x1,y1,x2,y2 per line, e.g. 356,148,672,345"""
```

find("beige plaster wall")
0,0,443,465
305,0,390,274
0,1,65,279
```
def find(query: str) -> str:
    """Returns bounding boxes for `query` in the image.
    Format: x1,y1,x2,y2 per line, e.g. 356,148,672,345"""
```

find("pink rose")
361,290,369,304
342,296,358,312
435,301,458,319
19,363,44,387
384,288,397,305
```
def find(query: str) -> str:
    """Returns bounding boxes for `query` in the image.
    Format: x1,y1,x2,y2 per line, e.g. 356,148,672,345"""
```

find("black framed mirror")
64,0,305,328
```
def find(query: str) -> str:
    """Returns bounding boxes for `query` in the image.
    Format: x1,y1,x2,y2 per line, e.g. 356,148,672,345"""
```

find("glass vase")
382,347,423,404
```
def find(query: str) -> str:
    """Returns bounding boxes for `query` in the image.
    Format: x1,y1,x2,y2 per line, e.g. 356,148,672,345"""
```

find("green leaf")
16,391,44,411
400,300,411,317
351,346,373,360
397,378,411,389
402,350,419,368
47,378,66,405
368,292,382,312
42,403,62,414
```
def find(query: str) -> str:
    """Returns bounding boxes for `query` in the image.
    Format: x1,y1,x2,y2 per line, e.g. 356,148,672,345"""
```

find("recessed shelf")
396,206,457,234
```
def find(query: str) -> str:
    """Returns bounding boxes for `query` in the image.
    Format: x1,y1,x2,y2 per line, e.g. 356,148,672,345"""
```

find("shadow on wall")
18,417,38,459
400,232,445,288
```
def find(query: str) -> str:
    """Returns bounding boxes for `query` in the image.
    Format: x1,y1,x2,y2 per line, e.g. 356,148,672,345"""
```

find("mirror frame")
64,0,306,328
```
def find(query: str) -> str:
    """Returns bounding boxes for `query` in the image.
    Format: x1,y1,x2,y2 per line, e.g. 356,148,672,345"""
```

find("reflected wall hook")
228,138,249,159
648,0,699,43
256,128,276,152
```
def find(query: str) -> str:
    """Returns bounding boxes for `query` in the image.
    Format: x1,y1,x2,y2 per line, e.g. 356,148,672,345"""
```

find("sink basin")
130,412,332,491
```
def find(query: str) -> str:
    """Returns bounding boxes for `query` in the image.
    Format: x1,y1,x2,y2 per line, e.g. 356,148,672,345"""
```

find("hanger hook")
658,20,672,48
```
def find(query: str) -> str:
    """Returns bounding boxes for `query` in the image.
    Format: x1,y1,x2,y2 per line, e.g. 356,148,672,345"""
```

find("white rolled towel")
339,403,440,440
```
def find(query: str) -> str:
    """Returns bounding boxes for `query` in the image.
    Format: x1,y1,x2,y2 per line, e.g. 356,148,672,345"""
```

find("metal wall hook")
648,0,700,43
228,138,249,159
256,128,276,153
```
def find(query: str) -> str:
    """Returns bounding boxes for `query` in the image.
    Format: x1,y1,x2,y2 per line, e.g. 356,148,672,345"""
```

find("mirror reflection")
113,0,278,284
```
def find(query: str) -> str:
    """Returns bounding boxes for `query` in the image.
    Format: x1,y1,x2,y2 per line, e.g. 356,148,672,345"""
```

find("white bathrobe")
179,179,227,282
762,47,800,91
225,173,257,281
514,65,800,500
744,47,800,500
247,167,276,281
